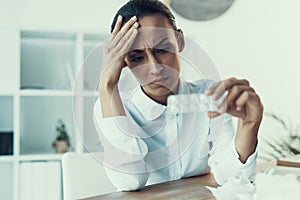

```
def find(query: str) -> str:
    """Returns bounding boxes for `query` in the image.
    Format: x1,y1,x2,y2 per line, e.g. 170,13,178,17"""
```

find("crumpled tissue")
207,169,300,200
206,174,255,200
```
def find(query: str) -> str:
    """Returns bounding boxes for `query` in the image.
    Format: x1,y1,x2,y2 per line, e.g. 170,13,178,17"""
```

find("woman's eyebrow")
127,49,144,58
154,37,172,46
127,38,173,55
130,49,144,53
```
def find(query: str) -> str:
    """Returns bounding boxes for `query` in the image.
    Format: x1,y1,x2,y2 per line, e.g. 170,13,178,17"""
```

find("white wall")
1,0,299,157
174,0,300,156
0,0,128,33
176,0,300,117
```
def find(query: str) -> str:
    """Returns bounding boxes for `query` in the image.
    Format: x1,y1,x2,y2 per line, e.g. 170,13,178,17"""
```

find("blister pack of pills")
167,93,223,115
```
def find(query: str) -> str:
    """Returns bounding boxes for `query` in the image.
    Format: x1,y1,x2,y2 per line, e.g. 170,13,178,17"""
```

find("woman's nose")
146,50,163,74
150,63,163,75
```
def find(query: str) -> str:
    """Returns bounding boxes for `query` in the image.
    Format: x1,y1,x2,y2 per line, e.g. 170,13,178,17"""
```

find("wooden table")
84,173,218,200
83,161,283,200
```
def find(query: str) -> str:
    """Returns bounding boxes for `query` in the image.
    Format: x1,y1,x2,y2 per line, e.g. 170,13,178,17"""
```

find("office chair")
62,152,116,200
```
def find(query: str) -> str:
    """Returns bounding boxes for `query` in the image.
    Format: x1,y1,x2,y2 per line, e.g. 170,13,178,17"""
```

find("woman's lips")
150,77,169,86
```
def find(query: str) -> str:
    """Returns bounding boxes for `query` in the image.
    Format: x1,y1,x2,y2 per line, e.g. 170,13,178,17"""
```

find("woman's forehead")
137,14,173,29
130,27,178,51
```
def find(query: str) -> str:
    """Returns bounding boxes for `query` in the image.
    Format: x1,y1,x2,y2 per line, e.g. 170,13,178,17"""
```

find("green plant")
261,113,300,160
55,119,69,141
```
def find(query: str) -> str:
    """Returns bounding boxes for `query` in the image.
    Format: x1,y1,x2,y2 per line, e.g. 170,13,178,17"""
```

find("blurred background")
0,0,299,199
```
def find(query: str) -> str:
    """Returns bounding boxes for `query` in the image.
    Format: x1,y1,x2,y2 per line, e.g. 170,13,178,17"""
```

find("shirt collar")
130,79,190,121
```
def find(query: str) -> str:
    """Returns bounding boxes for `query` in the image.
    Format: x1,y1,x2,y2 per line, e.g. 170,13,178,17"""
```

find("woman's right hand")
98,15,138,118
99,15,139,92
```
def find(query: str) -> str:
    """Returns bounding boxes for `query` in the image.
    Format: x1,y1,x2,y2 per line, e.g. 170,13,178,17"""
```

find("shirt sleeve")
93,98,149,191
208,114,258,185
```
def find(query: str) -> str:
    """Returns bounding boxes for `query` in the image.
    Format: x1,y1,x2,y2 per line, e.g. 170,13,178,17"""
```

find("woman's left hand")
206,77,264,162
206,77,264,124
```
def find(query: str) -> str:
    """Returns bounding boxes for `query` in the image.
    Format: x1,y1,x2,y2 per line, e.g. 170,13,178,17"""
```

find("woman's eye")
156,49,167,53
156,47,170,54
131,56,144,62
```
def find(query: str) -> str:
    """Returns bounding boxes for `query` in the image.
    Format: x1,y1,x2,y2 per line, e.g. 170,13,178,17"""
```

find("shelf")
0,96,14,130
21,31,77,91
0,96,14,157
20,96,75,155
18,159,62,200
19,154,63,162
83,33,108,48
82,97,103,153
20,89,73,97
84,33,107,41
0,29,19,95
0,156,14,162
83,34,108,91
82,90,99,97
0,30,111,200
21,31,76,40
0,92,15,96
19,89,100,97
0,162,13,200
0,154,63,162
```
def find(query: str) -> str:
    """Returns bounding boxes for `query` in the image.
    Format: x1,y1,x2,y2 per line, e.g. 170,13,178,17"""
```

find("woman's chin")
142,79,179,97
145,86,174,97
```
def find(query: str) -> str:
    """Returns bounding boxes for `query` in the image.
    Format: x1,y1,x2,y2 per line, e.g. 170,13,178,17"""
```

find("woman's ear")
177,29,185,52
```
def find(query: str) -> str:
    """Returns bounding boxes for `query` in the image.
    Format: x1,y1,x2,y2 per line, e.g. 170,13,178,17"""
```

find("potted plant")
52,119,70,153
260,113,300,160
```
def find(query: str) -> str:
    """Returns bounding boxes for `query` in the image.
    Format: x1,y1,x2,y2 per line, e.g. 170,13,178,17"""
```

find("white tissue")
207,169,300,200
206,174,255,200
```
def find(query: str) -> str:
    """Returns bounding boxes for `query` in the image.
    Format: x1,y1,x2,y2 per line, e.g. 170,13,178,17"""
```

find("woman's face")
124,14,183,101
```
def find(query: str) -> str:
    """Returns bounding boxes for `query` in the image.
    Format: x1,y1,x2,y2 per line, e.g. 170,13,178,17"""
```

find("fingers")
207,78,250,101
118,29,138,53
206,77,263,122
112,15,123,36
114,22,139,52
122,16,138,32
108,15,123,44
235,91,261,111
100,16,140,91
110,16,138,48
218,85,255,113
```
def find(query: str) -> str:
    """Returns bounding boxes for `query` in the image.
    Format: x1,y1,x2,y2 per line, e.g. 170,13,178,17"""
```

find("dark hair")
110,0,177,33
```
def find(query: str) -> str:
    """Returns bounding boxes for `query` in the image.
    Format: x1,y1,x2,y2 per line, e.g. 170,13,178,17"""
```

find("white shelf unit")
20,31,77,91
0,96,14,200
19,154,63,162
20,96,76,155
0,96,14,135
0,162,14,200
0,29,108,200
81,34,103,153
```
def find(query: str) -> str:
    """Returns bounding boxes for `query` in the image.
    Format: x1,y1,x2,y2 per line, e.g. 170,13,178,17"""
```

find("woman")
94,0,263,191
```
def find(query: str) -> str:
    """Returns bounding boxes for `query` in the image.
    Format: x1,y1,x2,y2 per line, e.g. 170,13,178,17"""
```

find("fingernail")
236,106,241,111
205,89,210,95
133,22,139,28
131,16,137,20
118,15,122,21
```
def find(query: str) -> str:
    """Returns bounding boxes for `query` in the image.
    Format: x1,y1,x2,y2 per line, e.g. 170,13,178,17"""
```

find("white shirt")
93,79,257,191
